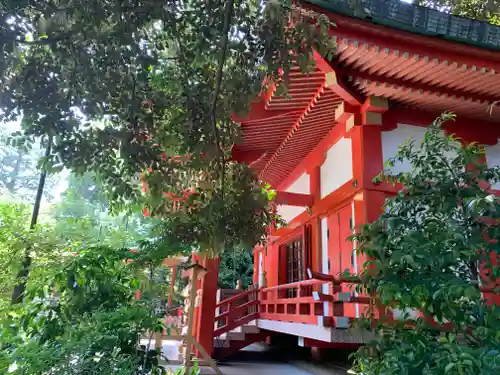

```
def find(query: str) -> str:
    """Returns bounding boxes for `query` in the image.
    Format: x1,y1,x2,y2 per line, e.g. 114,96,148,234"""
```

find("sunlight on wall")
276,172,310,222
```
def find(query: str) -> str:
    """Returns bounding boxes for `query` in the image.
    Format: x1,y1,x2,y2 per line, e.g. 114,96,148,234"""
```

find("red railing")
213,288,260,337
259,270,374,327
213,273,499,341
260,279,329,324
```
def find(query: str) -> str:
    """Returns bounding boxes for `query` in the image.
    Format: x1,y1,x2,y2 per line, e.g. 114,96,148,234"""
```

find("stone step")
241,324,260,334
222,331,246,341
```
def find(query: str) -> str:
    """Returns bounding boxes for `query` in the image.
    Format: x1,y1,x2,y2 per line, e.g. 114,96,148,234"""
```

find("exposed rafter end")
361,96,389,114
313,50,364,106
335,101,359,124
325,71,363,106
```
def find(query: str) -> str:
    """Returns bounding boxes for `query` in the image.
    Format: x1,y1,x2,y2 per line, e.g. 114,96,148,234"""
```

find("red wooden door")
327,203,357,317
327,204,353,276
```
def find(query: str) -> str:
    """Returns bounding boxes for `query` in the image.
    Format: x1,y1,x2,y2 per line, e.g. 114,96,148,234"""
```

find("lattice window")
286,238,304,297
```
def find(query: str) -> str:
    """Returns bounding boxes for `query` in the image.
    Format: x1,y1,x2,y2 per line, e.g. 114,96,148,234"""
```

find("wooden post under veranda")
162,262,222,375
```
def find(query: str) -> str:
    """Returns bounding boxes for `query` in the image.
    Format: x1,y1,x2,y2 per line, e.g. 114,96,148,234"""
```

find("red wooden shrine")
187,1,500,360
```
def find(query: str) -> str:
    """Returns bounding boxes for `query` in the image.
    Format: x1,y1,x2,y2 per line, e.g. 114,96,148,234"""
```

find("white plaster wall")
382,124,427,174
276,172,310,222
320,137,353,199
393,308,419,321
382,124,458,174
258,252,264,287
321,217,329,316
485,142,500,190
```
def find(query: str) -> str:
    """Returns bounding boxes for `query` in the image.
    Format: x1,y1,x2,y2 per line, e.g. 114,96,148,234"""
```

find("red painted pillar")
348,98,389,318
193,255,220,357
349,123,384,190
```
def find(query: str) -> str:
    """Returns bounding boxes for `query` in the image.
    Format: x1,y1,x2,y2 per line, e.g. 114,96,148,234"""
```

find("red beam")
274,191,313,207
307,269,361,285
215,299,259,321
215,288,260,309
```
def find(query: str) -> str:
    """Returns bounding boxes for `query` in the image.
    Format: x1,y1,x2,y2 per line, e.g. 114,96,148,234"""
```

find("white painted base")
256,319,373,344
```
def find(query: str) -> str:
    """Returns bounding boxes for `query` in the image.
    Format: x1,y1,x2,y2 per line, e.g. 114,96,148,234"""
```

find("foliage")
351,114,500,374
0,201,66,315
0,202,31,313
0,194,195,373
152,162,278,256
416,0,500,22
0,244,179,375
51,172,157,248
218,246,254,289
0,1,336,371
0,0,335,259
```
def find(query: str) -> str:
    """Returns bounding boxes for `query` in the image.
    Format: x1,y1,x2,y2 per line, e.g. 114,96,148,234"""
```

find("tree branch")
210,0,235,153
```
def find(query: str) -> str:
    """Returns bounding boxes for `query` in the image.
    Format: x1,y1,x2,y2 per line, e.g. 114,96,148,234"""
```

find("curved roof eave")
304,0,500,52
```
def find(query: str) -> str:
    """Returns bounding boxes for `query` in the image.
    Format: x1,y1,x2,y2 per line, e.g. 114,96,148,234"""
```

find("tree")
0,126,56,202
0,244,170,375
352,114,500,374
0,202,32,312
0,0,334,207
0,0,335,295
51,172,155,248
218,246,254,289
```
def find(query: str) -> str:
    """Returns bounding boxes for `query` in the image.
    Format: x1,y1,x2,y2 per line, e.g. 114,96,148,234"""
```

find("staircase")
212,288,269,360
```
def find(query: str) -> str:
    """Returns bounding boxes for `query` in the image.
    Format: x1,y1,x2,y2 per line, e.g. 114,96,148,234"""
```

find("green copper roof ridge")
304,0,500,52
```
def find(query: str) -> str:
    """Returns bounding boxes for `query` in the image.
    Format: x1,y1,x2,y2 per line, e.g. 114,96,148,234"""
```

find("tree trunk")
11,136,52,304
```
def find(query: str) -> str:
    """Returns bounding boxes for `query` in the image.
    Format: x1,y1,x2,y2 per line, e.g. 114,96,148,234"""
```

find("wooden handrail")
261,278,326,292
213,312,259,337
215,299,259,320
215,288,261,309
307,269,362,285
260,296,318,304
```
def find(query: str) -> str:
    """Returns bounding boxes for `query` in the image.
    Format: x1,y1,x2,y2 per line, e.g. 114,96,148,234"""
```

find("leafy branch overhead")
0,0,334,197
352,114,500,375
0,0,335,253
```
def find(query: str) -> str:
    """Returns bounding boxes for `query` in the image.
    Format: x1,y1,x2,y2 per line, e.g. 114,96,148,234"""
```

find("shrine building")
189,0,500,361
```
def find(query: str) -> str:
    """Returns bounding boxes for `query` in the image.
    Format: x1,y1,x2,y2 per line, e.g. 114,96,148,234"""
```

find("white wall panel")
382,124,427,174
276,173,310,222
320,137,353,199
382,124,458,174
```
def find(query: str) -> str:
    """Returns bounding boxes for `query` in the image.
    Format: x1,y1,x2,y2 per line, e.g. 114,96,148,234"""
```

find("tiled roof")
307,0,500,50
